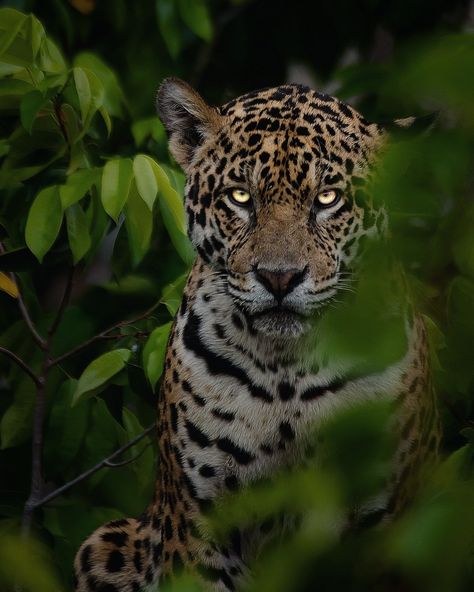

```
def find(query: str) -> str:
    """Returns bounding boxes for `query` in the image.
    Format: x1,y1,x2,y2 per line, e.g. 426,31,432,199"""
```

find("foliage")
0,2,473,591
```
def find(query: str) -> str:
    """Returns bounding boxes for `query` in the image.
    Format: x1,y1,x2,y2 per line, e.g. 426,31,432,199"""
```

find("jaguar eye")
316,189,340,207
230,189,251,206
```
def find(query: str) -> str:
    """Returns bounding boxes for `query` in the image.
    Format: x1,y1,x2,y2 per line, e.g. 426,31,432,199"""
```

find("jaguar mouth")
250,306,310,339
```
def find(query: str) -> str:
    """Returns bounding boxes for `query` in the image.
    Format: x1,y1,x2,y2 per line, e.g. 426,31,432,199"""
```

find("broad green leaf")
155,0,183,59
133,154,158,210
73,66,105,131
60,167,101,208
20,90,48,133
65,202,91,264
124,180,153,266
25,185,63,263
0,374,35,449
142,156,194,264
38,37,66,74
0,9,28,64
121,408,155,490
99,105,112,136
74,52,125,118
161,273,188,316
101,158,133,223
143,321,172,389
72,349,131,406
0,272,18,298
132,117,165,146
43,379,90,474
178,0,213,41
0,535,61,592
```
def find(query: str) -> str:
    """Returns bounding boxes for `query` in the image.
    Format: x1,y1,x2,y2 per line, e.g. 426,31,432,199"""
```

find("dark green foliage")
0,1,473,591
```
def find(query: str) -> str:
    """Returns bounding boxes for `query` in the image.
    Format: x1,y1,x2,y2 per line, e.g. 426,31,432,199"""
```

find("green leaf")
132,117,165,146
73,66,105,131
121,408,155,491
101,158,133,223
43,379,90,474
65,202,91,264
161,273,188,316
74,52,125,118
59,167,101,209
0,535,61,592
72,349,131,406
143,321,172,389
124,179,153,266
142,156,194,264
25,185,63,263
133,154,158,210
156,0,183,59
0,374,35,449
20,90,49,134
178,0,213,41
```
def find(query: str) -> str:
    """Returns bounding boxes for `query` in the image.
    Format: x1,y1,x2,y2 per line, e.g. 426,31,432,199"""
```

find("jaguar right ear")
156,78,222,172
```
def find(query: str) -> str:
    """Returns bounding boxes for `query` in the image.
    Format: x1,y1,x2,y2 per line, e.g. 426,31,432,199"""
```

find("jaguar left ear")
156,78,222,171
383,112,438,137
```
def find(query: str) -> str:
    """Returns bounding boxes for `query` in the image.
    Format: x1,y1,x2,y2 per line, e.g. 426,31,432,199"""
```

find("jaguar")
74,79,440,592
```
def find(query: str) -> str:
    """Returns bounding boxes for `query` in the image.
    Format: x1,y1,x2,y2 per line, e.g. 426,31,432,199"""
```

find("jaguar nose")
255,266,307,300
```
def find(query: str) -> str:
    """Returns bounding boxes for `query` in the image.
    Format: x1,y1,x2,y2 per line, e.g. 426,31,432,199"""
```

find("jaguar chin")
250,306,311,339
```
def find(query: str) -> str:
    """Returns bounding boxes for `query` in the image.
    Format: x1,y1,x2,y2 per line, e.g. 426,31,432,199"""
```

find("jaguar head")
157,78,425,339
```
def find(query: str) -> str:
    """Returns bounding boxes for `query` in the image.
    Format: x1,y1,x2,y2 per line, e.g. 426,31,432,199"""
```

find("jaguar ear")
383,112,438,137
156,78,221,171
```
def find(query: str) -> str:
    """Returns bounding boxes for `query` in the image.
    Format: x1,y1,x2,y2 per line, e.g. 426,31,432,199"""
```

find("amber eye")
316,189,340,207
230,189,251,206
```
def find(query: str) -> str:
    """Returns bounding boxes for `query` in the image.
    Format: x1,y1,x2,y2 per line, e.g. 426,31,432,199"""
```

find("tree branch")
0,346,42,388
32,424,156,509
48,266,74,337
49,300,160,367
22,266,75,538
17,285,47,350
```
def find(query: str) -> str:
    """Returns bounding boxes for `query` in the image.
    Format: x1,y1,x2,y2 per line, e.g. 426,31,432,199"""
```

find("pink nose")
255,267,307,300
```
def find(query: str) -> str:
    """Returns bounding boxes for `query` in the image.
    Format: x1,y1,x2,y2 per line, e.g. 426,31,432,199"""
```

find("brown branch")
22,267,75,538
17,285,47,350
49,301,160,367
0,346,42,388
0,242,47,350
48,266,74,337
32,424,156,509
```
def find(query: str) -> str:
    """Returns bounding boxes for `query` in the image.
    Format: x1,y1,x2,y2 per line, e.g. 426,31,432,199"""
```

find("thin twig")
49,301,160,367
17,287,47,350
0,241,46,350
33,425,156,509
48,266,74,337
22,267,76,538
0,346,42,388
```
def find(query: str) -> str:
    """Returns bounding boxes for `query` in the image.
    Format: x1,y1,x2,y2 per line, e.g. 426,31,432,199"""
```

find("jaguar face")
157,79,417,339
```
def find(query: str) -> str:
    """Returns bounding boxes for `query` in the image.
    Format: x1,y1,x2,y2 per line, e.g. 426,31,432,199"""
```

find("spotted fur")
74,80,440,591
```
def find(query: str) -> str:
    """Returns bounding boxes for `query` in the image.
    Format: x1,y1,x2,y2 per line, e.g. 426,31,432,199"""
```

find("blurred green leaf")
124,179,153,266
133,154,158,211
156,0,183,59
73,66,105,131
74,51,125,118
19,90,49,133
101,158,133,223
59,167,101,209
72,348,131,405
143,321,172,389
65,202,92,264
161,273,187,316
25,185,63,262
0,535,61,591
178,0,213,42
